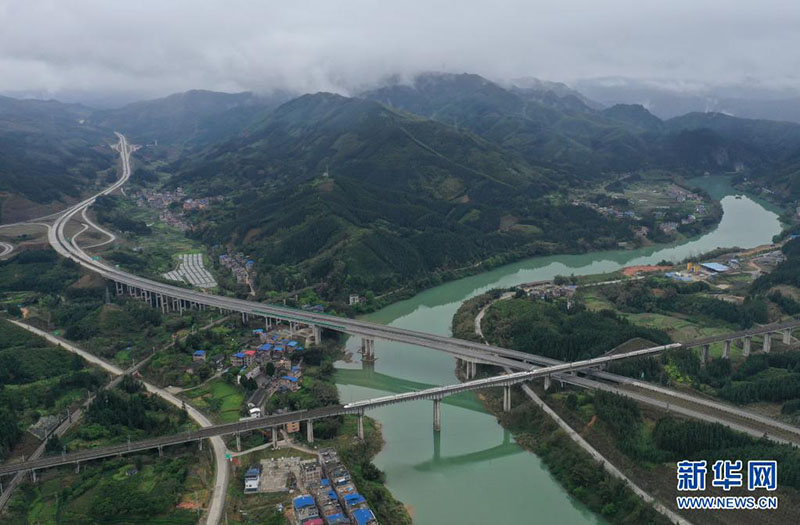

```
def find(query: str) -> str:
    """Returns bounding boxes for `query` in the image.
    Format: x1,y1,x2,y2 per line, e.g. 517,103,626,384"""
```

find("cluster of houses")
291,448,378,525
570,198,641,221
218,251,255,285
520,281,577,300
182,196,222,211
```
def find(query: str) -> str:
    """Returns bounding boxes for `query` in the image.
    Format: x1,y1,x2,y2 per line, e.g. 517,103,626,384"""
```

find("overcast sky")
2,0,800,101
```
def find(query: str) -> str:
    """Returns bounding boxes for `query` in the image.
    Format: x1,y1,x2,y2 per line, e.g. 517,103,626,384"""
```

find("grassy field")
186,378,245,423
580,289,616,311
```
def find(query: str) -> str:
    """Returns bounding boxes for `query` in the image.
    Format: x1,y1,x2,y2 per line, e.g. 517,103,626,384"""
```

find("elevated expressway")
13,132,795,484
48,135,800,376
44,134,800,439
0,342,680,478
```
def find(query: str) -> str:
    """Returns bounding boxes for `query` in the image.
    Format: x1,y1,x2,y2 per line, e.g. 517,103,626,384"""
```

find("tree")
5,304,21,317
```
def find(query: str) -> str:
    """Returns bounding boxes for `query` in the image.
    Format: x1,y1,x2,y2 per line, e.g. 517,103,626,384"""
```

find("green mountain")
91,89,290,147
170,92,636,299
362,73,800,179
0,96,112,208
361,73,676,177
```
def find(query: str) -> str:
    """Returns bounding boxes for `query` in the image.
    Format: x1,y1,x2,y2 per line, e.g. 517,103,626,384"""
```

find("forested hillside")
0,96,112,210
169,93,638,298
91,89,290,147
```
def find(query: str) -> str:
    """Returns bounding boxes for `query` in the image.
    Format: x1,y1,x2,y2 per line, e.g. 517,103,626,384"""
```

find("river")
334,177,783,524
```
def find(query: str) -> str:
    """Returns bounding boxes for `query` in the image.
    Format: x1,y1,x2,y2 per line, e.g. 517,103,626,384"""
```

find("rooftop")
352,508,376,525
701,262,730,272
293,494,315,510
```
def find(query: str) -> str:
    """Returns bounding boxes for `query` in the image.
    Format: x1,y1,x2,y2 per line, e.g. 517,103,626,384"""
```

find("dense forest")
588,391,800,491
500,396,671,525
0,96,113,207
0,319,103,460
481,296,671,361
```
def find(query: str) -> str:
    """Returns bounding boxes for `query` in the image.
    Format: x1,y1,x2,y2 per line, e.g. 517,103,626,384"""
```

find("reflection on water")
335,177,782,525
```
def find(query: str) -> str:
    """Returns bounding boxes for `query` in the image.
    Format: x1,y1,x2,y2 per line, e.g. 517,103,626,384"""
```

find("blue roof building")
344,494,366,507
257,343,273,351
288,340,298,347
193,350,206,357
352,508,376,525
282,376,298,383
293,494,315,510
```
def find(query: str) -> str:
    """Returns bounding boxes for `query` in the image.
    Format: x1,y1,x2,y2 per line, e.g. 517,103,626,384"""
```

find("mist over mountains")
4,69,800,297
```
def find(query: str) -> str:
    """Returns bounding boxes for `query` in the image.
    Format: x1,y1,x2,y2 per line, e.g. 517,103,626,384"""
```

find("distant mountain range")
575,77,800,123
4,72,800,297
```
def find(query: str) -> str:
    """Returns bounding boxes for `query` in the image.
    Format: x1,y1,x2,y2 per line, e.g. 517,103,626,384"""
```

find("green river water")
334,177,783,524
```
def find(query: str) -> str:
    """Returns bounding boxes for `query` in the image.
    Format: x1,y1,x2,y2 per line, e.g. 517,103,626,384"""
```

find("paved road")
78,207,116,250
14,197,230,525
0,241,12,257
474,293,800,445
510,371,691,525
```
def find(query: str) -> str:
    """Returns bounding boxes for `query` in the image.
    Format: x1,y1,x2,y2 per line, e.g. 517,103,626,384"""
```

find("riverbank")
292,346,413,525
455,266,800,525
334,178,783,524
452,296,677,524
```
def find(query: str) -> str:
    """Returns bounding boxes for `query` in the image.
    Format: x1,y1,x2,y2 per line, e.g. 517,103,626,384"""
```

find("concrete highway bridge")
0,343,679,479
5,132,800,488
45,135,800,380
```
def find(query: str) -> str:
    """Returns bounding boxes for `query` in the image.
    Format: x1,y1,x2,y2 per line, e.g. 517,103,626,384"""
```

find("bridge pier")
198,439,203,451
433,399,442,432
783,329,792,345
241,312,247,325
357,414,365,440
235,433,241,452
743,336,752,357
75,462,80,474
701,344,710,364
763,333,772,353
31,470,37,483
503,385,511,412
544,375,552,391
361,338,376,362
465,360,477,380
312,324,322,344
723,340,731,359
306,420,314,444
158,445,163,457
115,281,122,295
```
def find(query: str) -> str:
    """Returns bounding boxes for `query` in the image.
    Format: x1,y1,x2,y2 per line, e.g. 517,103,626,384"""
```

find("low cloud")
3,0,800,102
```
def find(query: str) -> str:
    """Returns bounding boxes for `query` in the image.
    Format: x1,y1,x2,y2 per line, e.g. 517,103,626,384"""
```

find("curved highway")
42,134,229,525
0,241,12,257
51,135,800,439
79,207,116,249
